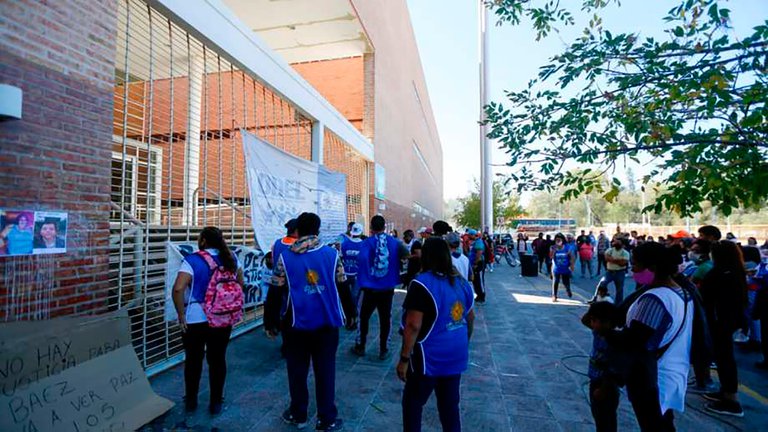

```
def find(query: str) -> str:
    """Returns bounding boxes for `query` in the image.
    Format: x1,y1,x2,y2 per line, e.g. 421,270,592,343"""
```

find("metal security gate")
111,0,371,373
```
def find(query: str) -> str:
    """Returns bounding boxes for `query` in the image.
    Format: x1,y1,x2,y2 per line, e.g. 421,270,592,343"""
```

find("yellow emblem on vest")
306,270,319,285
450,301,464,322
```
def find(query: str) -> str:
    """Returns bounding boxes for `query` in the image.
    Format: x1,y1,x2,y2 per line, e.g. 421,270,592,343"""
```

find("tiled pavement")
144,264,768,431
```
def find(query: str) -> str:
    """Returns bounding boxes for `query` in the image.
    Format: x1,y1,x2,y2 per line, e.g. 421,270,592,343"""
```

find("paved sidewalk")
143,263,768,431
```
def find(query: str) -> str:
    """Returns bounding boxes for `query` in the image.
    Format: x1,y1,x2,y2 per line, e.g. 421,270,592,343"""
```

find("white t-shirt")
178,249,241,324
451,252,471,281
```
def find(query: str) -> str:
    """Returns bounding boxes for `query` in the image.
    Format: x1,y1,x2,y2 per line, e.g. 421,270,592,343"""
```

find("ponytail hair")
199,227,236,272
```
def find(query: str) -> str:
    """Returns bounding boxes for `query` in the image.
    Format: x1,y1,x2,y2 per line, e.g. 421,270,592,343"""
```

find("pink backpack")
199,251,244,328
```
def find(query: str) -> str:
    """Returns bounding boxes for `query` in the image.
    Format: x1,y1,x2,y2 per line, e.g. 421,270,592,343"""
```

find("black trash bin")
520,254,538,277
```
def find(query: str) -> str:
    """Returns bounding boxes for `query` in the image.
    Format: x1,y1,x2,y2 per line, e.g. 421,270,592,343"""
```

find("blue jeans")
596,270,626,303
403,372,461,432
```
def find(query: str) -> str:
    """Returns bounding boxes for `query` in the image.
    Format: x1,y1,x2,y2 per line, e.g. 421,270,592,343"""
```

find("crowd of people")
169,216,768,431
579,224,768,431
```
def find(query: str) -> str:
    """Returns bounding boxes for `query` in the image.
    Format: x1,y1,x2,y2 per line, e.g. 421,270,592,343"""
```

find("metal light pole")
479,0,493,232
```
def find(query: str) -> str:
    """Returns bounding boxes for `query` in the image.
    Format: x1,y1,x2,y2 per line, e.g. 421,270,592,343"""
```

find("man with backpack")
171,227,245,415
353,215,410,360
265,212,355,431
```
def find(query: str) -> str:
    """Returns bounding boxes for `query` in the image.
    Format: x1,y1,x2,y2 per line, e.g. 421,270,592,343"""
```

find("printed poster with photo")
0,209,67,256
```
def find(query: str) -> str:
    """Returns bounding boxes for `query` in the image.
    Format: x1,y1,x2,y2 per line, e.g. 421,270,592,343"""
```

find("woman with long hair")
699,241,747,417
172,227,243,415
398,237,475,432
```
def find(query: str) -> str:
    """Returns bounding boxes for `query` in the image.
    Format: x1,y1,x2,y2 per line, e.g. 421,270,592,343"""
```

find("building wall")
291,57,365,133
352,0,443,230
289,1,444,231
0,0,119,320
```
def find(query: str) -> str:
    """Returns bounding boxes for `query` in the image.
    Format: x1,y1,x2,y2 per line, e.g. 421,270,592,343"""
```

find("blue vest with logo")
356,234,402,290
412,272,473,377
184,251,222,303
341,236,363,276
282,245,344,330
553,247,571,275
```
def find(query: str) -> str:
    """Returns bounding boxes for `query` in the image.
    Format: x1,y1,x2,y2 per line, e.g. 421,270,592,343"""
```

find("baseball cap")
350,223,363,236
417,227,427,234
670,230,690,239
425,227,434,235
446,232,461,246
467,229,478,236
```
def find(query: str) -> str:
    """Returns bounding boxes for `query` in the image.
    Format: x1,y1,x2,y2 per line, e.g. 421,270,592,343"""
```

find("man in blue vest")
353,215,410,360
341,222,364,329
265,212,354,432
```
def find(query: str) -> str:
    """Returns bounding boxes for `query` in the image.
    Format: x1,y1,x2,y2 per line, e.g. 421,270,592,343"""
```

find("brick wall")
0,0,119,320
291,56,365,133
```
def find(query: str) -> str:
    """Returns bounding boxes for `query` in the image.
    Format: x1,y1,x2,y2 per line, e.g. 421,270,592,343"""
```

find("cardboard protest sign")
0,310,131,398
0,346,173,432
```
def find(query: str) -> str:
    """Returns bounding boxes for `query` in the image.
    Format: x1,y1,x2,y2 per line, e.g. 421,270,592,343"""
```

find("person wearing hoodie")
353,215,410,359
264,212,355,431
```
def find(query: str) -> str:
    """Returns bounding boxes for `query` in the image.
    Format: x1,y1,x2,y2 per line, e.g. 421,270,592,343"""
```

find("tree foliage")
485,0,768,217
455,180,524,229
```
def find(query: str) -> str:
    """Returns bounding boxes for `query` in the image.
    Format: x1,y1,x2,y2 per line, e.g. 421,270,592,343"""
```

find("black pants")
472,264,485,302
589,379,619,432
597,253,607,274
537,254,551,273
402,372,461,432
552,273,571,297
625,352,675,432
182,323,232,404
712,324,739,393
284,326,339,423
358,288,395,351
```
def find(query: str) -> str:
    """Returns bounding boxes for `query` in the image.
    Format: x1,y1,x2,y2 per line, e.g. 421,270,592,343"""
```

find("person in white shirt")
447,232,472,282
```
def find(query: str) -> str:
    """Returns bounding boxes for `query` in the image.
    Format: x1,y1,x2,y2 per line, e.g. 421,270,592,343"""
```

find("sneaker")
702,391,725,402
689,382,718,394
316,418,344,431
756,360,768,370
351,344,365,357
209,401,223,415
567,290,573,299
552,296,558,303
184,396,198,413
705,400,744,417
733,330,749,343
282,409,308,429
378,349,390,361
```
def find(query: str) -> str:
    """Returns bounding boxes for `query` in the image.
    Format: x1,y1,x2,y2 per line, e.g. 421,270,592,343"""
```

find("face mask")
633,269,655,285
688,251,701,262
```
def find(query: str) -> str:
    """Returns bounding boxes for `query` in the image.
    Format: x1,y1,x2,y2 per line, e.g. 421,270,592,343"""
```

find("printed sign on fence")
163,242,269,322
241,130,348,248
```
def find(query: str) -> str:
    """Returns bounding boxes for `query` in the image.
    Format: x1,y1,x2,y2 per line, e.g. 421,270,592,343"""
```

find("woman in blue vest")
398,237,475,432
171,227,243,415
550,233,575,302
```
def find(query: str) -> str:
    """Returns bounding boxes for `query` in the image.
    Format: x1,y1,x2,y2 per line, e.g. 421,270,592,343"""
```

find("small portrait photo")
0,210,36,256
32,211,68,254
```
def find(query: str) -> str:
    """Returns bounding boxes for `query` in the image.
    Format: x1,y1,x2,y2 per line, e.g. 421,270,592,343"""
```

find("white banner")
241,130,347,248
163,242,268,322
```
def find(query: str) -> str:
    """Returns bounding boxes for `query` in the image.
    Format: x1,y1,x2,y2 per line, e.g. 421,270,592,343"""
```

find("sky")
405,0,768,204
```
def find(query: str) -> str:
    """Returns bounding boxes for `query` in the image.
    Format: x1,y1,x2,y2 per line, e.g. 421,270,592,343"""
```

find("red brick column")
0,0,118,320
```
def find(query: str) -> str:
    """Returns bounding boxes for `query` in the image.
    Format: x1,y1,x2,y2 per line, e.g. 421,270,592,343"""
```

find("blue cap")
467,229,478,236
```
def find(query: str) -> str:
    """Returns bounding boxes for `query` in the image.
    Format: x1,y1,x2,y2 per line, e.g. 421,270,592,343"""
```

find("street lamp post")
479,0,493,233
